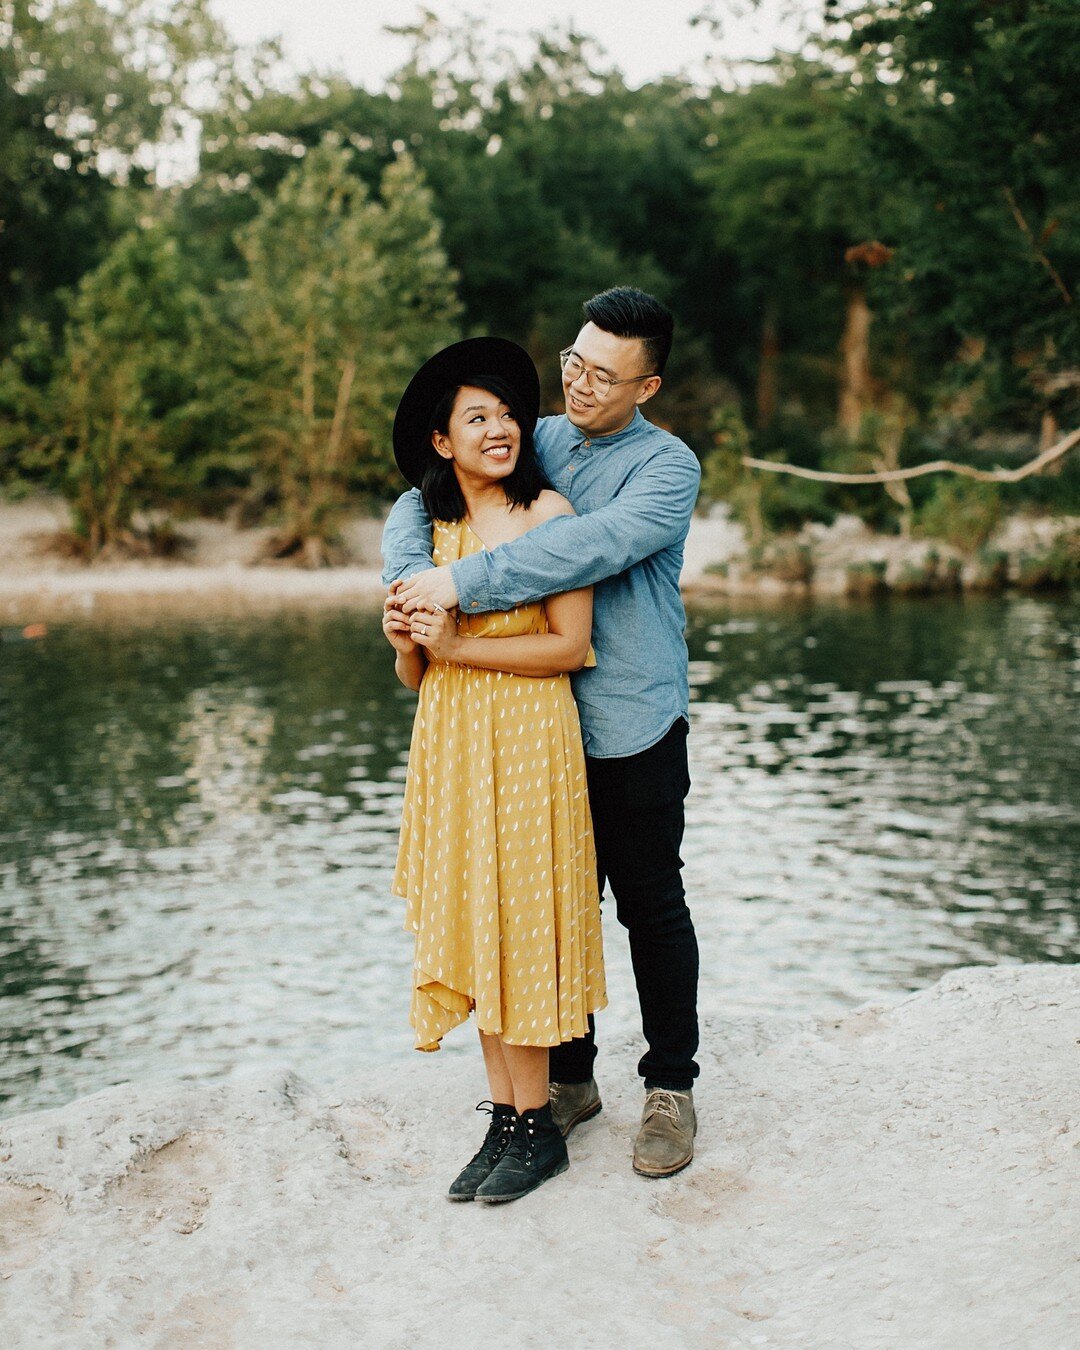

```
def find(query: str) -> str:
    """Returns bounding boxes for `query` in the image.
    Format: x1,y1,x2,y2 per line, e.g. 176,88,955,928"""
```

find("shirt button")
584,440,591,448
568,465,575,473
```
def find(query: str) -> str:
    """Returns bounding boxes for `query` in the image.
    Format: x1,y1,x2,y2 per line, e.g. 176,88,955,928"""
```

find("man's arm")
380,488,435,586
419,448,700,614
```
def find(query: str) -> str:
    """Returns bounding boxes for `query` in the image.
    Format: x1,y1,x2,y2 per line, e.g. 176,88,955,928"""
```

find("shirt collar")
569,407,646,450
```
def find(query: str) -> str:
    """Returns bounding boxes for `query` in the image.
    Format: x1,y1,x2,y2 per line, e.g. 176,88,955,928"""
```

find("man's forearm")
451,460,699,612
381,489,435,585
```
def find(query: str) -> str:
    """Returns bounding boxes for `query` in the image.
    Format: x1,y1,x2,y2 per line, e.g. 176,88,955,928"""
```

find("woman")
383,337,606,1204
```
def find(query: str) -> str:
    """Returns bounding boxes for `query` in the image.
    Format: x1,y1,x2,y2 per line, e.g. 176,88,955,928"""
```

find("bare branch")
742,427,1080,485
1002,188,1073,306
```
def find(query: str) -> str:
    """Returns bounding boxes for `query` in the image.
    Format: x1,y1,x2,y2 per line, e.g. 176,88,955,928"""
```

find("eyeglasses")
559,348,656,397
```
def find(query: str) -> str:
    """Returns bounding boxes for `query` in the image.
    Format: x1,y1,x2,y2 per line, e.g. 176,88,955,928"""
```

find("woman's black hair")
419,374,548,522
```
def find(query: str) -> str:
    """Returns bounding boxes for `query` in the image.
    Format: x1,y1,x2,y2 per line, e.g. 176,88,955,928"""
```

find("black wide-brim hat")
392,337,540,488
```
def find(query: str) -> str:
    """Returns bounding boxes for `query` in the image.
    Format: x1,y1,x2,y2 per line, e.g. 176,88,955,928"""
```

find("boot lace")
507,1112,540,1168
468,1101,514,1165
644,1089,683,1123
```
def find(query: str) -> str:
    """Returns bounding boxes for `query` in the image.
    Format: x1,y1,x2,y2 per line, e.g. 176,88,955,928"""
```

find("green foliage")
1045,530,1080,586
0,0,239,347
970,548,1009,592
845,560,889,598
915,478,1003,553
697,62,879,399
757,541,815,584
0,317,56,487
700,406,839,542
2,3,1078,537
831,0,1080,429
38,223,204,550
1016,530,1080,589
227,142,460,557
4,0,238,171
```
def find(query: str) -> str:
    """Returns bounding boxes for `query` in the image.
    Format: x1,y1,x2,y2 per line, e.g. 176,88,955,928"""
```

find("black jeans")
549,718,700,1092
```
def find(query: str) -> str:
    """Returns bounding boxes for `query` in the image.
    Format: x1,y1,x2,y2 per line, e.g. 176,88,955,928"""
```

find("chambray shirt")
381,408,701,759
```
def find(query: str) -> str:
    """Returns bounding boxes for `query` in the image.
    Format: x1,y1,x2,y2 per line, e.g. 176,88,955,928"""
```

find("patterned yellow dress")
392,517,607,1051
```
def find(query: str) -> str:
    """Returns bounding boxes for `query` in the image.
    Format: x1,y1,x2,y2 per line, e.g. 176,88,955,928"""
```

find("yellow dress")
392,517,607,1051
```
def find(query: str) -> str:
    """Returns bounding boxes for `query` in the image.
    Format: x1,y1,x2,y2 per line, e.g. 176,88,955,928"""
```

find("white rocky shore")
2,495,1076,620
1,964,1076,1348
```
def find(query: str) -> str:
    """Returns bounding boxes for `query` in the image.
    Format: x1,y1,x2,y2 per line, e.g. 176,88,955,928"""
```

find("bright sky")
208,1,812,89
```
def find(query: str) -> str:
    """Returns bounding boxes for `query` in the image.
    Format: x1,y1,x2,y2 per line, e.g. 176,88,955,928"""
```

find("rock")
0,965,1075,1347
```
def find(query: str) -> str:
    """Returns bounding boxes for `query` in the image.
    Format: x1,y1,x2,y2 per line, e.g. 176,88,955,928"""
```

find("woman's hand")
382,594,417,654
409,605,461,661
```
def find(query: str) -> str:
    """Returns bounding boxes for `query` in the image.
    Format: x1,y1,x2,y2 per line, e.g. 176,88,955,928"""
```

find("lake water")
1,594,1077,1115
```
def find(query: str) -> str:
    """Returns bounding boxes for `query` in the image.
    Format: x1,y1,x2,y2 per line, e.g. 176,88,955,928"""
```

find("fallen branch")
742,427,1080,486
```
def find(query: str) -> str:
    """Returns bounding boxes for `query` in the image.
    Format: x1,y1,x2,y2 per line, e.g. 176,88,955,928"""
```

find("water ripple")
0,594,1076,1113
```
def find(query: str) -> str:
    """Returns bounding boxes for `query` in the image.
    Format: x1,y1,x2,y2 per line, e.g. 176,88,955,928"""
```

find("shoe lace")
469,1101,514,1163
644,1090,683,1123
506,1112,540,1167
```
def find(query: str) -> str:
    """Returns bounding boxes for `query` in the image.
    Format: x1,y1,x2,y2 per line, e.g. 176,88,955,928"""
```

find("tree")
38,223,203,552
2,0,238,177
697,62,883,434
228,142,460,562
830,0,1080,435
192,22,720,437
0,31,114,343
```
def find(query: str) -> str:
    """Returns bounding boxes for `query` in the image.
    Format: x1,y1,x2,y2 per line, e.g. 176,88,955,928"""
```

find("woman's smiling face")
432,385,521,483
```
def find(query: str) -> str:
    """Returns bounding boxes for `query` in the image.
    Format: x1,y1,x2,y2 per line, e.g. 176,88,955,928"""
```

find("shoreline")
0,497,1075,622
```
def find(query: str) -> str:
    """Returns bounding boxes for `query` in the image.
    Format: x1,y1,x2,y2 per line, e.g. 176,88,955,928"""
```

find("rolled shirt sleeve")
450,449,701,614
381,488,435,586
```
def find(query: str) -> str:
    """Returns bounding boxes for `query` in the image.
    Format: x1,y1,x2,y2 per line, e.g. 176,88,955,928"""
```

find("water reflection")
0,595,1076,1114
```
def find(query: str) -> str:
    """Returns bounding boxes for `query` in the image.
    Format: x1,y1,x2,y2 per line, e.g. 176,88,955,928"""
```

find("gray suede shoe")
548,1078,602,1139
632,1088,696,1177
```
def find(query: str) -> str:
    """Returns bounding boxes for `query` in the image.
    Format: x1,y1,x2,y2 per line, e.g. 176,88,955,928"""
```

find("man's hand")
392,566,460,614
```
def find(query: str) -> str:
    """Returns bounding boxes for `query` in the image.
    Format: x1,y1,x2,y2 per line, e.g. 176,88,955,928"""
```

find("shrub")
845,560,889,598
751,539,815,584
1016,531,1080,590
915,478,1003,552
969,549,1008,592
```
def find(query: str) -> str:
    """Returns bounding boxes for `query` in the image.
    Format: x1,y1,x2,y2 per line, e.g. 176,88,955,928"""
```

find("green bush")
969,548,1008,592
915,478,1003,552
1046,530,1080,586
845,560,889,598
1016,531,1080,590
749,539,815,584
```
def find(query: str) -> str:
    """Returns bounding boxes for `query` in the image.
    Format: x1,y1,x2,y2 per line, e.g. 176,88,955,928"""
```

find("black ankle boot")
447,1102,517,1202
474,1101,569,1204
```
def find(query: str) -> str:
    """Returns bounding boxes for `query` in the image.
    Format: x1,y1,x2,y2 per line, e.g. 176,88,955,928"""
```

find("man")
382,286,701,1177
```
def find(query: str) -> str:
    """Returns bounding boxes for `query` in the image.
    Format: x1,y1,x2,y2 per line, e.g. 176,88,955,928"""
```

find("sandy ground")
0,496,1074,622
0,963,1075,1348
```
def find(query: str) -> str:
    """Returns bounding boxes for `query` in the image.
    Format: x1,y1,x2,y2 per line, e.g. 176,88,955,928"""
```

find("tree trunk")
756,301,780,431
839,285,873,438
1040,410,1064,473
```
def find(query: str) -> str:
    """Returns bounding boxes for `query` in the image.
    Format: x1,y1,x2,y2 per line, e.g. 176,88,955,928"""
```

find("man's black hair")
419,375,548,522
582,286,674,376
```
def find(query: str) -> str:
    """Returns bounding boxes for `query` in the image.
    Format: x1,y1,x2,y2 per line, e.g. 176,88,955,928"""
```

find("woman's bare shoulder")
528,489,576,522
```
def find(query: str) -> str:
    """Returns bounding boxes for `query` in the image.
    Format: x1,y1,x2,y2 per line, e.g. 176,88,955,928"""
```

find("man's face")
561,322,661,437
